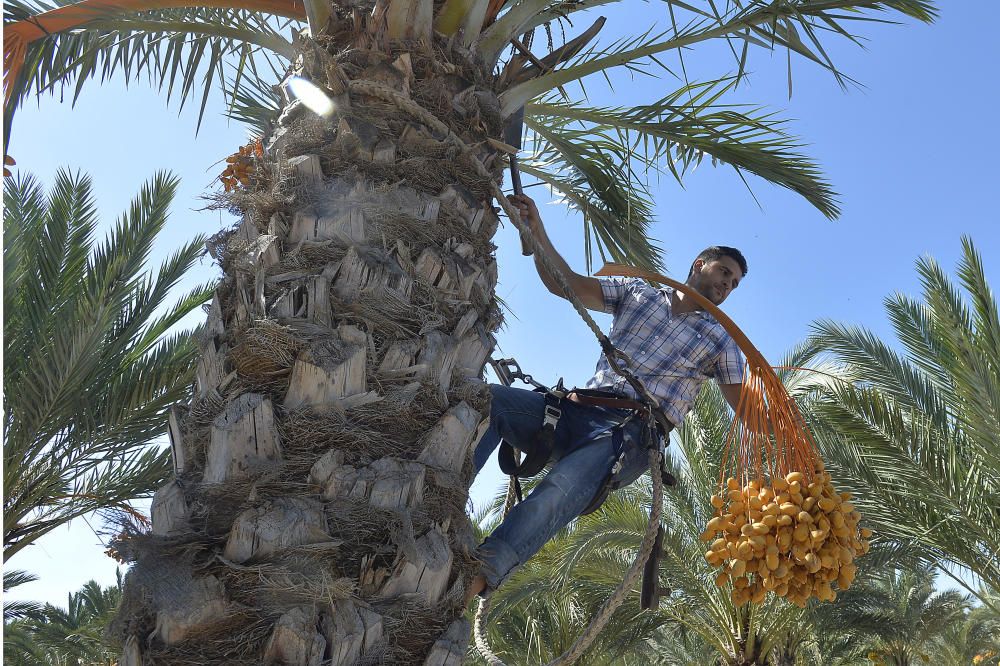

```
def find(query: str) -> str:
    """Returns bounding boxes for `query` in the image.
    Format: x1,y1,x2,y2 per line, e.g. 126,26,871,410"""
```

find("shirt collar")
661,285,714,321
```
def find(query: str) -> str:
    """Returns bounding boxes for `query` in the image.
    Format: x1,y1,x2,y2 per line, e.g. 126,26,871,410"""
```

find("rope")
473,595,505,665
347,80,665,666
474,453,663,666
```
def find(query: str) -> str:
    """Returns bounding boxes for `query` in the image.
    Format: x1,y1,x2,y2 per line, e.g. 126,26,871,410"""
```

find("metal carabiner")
489,357,548,391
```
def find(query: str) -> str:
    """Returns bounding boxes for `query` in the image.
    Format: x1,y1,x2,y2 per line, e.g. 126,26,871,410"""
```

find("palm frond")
3,169,209,562
223,64,283,136
531,78,839,221
4,0,296,147
498,0,936,110
520,111,663,273
806,240,1000,599
3,569,43,622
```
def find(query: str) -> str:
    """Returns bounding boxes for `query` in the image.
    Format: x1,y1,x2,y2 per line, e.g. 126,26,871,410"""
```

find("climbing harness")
488,358,672,514
489,358,567,502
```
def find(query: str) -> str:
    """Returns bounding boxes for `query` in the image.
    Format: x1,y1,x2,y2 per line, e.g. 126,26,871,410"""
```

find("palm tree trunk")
730,612,772,666
111,33,506,665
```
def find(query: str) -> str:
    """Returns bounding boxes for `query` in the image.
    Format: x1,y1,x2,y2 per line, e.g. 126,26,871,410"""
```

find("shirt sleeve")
712,335,745,385
598,277,642,315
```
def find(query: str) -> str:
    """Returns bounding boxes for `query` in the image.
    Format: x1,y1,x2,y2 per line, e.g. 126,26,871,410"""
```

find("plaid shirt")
585,277,745,427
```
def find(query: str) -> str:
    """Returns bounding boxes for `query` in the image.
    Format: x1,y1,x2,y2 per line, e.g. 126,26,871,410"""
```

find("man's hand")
508,194,543,238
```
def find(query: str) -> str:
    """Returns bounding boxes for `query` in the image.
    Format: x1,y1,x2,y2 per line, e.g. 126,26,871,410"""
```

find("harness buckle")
542,403,562,429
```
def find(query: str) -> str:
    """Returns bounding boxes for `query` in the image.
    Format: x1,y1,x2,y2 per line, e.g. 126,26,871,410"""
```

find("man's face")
688,256,744,305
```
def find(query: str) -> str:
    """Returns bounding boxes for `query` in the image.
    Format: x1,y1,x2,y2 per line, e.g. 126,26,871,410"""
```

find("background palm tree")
4,1,939,662
804,237,1000,602
925,598,1000,666
4,577,124,666
811,564,970,666
2,170,210,592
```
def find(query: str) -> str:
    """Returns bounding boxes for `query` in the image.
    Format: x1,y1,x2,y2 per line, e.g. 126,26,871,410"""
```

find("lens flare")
286,76,335,117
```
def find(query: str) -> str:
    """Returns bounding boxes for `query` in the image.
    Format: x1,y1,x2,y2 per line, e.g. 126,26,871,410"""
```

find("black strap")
640,525,667,610
497,392,561,479
580,417,673,516
498,440,549,478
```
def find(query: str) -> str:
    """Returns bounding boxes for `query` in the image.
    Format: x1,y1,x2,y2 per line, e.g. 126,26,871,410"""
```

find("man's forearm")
531,229,574,297
509,193,602,310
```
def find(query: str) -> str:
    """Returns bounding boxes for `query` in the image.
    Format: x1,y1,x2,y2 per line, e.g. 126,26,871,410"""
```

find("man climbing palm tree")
468,193,748,601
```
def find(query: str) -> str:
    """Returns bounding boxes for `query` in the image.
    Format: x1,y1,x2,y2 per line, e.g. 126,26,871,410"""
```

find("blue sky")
6,2,998,605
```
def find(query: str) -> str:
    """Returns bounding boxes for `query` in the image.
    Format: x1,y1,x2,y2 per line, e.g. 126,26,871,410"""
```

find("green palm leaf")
3,0,295,148
2,169,213,563
529,78,839,219
806,238,1000,601
496,0,936,111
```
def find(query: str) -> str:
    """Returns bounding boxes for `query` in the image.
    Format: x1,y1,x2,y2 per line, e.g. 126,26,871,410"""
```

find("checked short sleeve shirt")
585,277,745,427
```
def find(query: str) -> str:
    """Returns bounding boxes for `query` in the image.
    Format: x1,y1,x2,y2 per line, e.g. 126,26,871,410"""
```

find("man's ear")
691,258,705,275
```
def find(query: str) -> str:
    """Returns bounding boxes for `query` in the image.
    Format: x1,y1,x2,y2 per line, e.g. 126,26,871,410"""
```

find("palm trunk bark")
111,25,507,664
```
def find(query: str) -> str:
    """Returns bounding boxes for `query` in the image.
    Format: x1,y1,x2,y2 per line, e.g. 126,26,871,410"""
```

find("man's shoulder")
600,275,649,290
603,276,665,304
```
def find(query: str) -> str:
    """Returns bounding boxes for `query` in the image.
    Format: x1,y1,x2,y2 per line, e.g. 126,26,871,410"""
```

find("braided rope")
473,594,506,666
348,80,665,666
548,450,663,665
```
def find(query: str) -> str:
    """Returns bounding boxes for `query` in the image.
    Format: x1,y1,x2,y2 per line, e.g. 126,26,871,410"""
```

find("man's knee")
486,384,542,435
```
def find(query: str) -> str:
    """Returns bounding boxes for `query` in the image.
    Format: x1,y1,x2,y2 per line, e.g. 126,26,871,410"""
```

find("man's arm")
721,381,780,440
509,194,606,312
719,383,743,413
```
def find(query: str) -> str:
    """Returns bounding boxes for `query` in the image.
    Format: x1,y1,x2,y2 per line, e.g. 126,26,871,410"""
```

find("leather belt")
567,391,649,418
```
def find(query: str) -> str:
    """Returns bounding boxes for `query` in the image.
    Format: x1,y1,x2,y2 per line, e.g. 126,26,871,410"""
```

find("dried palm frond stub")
596,263,871,606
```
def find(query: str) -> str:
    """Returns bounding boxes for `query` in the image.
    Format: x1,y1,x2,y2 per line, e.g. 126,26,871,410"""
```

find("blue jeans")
473,384,652,590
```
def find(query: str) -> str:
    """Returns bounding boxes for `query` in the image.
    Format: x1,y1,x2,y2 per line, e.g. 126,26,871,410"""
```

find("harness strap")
497,392,561,479
579,416,669,516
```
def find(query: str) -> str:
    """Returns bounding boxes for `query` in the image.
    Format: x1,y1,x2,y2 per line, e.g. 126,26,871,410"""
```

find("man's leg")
475,431,618,592
466,384,547,603
472,384,546,474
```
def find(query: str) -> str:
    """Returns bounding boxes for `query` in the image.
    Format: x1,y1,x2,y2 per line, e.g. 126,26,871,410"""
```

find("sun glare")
286,76,335,117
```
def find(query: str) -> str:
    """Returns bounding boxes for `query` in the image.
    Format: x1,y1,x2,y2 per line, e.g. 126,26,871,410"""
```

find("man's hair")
688,246,748,278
